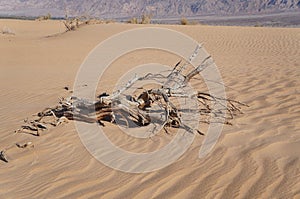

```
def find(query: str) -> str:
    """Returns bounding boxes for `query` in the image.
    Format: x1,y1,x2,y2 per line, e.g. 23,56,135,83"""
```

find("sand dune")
0,19,299,198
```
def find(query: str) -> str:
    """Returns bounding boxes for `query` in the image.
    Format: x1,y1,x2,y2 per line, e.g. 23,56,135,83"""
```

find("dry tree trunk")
15,46,248,137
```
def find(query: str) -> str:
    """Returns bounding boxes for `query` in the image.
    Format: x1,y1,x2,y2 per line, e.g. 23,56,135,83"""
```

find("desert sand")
0,19,299,198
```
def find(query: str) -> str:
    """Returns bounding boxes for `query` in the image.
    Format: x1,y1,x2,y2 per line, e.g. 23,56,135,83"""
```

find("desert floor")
0,19,299,198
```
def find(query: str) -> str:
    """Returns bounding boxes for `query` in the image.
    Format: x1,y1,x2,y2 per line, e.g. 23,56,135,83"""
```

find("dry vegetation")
180,17,199,25
141,14,152,24
181,17,190,25
129,17,138,24
62,15,118,32
128,14,152,24
62,16,105,32
36,13,51,21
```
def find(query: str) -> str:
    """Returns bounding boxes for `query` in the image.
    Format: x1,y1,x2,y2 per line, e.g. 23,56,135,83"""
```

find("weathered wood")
15,53,247,139
0,151,8,163
16,142,34,149
184,56,212,84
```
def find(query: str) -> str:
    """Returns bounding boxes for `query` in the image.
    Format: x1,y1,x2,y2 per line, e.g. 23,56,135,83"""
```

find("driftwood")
16,142,34,149
12,40,247,138
15,55,247,137
0,151,8,163
5,46,249,165
63,18,80,31
62,16,104,32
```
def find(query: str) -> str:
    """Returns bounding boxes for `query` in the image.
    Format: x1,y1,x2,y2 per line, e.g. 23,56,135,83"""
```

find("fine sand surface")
0,19,299,198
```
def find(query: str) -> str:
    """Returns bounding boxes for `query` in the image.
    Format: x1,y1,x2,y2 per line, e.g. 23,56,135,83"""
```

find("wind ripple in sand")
0,21,299,198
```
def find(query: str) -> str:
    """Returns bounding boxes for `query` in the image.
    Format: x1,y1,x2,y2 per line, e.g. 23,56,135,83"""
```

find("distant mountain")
0,0,299,19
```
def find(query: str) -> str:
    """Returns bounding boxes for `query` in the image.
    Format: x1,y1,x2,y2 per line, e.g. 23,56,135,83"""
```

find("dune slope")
0,20,299,198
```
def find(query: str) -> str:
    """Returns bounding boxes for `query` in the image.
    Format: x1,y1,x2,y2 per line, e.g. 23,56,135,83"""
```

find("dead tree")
15,45,247,136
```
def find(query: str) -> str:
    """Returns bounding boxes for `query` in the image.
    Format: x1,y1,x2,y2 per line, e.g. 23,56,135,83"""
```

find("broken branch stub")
0,151,8,163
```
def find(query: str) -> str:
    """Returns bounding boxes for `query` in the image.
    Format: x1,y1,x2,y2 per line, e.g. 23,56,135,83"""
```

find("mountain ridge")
0,0,299,19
